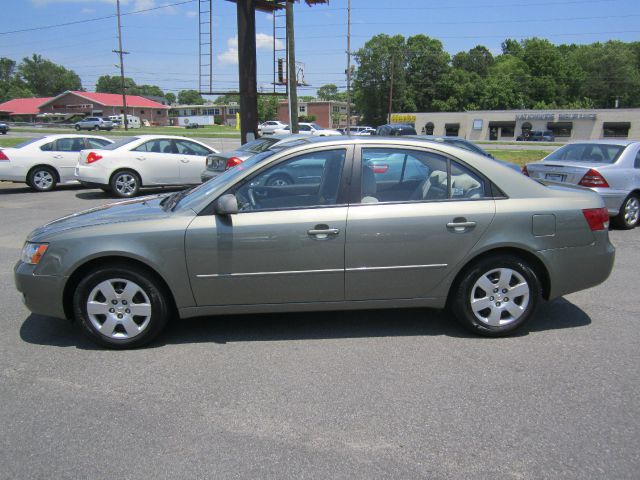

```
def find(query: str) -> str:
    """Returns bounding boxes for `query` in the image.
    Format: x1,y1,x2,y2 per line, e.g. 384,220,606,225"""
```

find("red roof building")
38,90,170,126
0,97,53,121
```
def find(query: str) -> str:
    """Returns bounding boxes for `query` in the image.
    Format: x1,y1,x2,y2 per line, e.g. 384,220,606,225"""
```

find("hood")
28,195,174,242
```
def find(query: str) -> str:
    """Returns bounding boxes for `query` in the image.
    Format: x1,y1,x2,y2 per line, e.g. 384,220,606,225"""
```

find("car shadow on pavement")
19,298,591,349
0,184,85,195
75,187,181,201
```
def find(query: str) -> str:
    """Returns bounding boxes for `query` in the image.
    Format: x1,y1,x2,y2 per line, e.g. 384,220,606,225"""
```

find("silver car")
524,140,640,229
15,137,614,349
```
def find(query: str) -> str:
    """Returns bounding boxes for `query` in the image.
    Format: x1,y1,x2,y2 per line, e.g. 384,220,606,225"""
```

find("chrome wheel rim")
470,268,530,327
114,174,137,196
624,197,639,226
33,170,54,190
86,278,152,340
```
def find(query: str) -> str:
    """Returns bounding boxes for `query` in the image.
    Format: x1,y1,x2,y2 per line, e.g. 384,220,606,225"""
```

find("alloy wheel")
624,196,639,227
33,170,54,190
114,174,138,196
86,278,152,340
469,268,530,327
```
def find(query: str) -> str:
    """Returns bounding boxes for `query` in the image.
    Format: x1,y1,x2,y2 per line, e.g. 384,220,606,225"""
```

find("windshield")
11,138,43,149
237,137,279,153
545,143,626,164
101,137,140,150
311,123,323,130
176,149,278,211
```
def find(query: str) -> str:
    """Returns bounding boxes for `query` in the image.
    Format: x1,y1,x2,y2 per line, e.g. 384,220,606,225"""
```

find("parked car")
0,135,113,191
201,134,310,182
414,135,521,172
16,137,614,349
74,135,218,197
75,117,114,131
375,123,417,136
258,120,287,135
272,122,342,136
517,130,555,142
341,126,376,136
0,122,9,134
523,140,640,229
185,122,200,129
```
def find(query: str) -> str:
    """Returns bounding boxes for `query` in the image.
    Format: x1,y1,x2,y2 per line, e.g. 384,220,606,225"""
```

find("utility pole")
286,0,299,134
236,0,258,144
114,0,129,130
387,55,394,124
346,0,351,136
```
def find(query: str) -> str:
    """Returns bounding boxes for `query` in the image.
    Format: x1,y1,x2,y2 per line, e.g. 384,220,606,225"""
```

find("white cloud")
186,10,197,18
218,33,283,65
31,0,175,14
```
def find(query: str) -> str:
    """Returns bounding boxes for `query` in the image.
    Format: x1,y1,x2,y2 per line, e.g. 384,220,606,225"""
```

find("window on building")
227,107,239,115
603,122,630,138
332,106,340,113
445,123,459,137
157,110,163,115
190,109,198,116
424,122,434,135
299,105,307,113
547,122,573,137
140,110,145,114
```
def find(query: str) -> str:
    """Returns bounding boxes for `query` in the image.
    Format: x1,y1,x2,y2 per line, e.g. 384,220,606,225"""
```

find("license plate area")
545,173,566,182
212,159,226,171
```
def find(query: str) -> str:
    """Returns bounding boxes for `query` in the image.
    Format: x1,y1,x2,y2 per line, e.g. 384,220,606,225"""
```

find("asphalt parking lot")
1,182,639,479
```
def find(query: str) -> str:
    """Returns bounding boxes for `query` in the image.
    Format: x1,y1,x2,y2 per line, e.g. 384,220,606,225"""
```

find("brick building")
0,97,53,122
277,100,351,129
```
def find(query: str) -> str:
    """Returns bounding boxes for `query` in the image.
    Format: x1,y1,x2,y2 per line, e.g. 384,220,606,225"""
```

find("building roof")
0,97,53,115
39,91,170,109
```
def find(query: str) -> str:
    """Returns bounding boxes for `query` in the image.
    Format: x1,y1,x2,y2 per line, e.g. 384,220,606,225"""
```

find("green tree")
214,94,240,104
353,34,408,126
258,95,279,122
317,83,345,101
17,54,81,97
452,45,494,77
96,75,136,94
432,69,482,112
178,89,205,105
129,84,164,97
405,34,451,111
480,56,531,109
165,92,176,104
520,38,568,105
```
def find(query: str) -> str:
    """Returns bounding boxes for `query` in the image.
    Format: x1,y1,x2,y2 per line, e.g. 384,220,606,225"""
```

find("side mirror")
215,193,238,215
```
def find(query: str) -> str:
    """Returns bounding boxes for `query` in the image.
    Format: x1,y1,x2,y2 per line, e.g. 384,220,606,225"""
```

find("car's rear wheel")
74,125,81,131
27,166,57,192
451,255,541,336
110,170,140,198
266,174,293,186
73,264,170,349
612,193,639,230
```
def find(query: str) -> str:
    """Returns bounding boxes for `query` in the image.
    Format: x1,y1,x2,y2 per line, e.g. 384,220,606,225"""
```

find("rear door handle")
180,158,190,163
446,220,477,232
136,156,146,161
53,154,63,159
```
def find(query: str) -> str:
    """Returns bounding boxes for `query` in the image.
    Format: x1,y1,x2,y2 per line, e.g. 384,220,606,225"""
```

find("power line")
0,0,196,35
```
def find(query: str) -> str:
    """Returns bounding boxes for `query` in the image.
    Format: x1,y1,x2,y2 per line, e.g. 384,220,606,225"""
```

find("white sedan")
0,134,112,191
272,122,342,136
75,135,218,197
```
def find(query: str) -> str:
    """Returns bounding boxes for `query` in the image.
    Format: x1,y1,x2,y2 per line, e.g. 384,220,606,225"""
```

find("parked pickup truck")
74,117,113,131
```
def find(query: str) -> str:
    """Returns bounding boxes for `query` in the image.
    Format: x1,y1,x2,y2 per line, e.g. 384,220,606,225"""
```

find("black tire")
451,254,541,337
94,125,100,131
110,170,141,198
611,193,639,230
74,125,81,131
27,166,57,192
72,264,171,349
266,174,293,186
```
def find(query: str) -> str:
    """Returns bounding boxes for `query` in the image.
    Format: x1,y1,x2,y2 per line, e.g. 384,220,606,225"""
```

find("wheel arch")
109,167,143,186
27,163,61,183
62,255,177,321
446,246,551,308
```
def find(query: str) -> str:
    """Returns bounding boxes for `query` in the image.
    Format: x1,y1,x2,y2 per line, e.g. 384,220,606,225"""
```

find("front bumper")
14,261,68,319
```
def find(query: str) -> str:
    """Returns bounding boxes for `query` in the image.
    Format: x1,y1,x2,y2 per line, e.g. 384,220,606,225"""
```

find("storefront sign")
558,113,597,120
391,114,416,123
515,113,555,120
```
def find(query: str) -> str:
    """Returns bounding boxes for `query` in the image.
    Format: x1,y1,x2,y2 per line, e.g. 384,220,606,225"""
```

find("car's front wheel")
74,125,81,131
110,170,141,198
27,166,57,192
73,264,171,349
612,193,639,230
451,255,541,336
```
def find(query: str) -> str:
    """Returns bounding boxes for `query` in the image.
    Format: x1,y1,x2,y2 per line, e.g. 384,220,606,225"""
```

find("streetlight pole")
114,0,129,131
346,0,351,136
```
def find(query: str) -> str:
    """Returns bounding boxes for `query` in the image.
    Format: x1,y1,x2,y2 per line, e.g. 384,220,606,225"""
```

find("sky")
1,0,640,100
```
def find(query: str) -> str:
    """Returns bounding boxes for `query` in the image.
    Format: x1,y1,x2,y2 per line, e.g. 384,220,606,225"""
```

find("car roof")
559,139,639,146
40,134,111,140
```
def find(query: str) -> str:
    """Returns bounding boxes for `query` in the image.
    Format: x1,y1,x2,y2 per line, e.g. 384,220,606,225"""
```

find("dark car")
413,135,521,172
0,122,9,134
375,123,417,136
517,130,555,142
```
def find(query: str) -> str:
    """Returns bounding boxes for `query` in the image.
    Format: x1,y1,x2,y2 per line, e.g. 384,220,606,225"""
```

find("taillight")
521,165,529,176
0,150,8,161
582,207,609,231
371,163,389,174
579,169,609,188
86,152,103,164
225,156,243,170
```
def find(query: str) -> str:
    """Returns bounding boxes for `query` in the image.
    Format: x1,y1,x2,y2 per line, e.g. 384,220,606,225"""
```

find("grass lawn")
477,140,561,147
10,125,241,139
485,149,548,167
0,137,29,148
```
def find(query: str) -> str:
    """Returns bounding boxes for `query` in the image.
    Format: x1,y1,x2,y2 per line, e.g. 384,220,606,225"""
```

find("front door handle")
307,225,340,239
180,158,190,163
53,154,63,159
446,219,477,233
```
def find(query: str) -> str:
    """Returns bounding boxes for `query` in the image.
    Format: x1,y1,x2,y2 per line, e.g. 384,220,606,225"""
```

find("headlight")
21,242,49,265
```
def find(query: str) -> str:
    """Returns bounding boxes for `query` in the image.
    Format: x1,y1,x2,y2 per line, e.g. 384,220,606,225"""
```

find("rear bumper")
201,169,223,183
539,231,615,299
75,164,109,186
594,189,627,216
0,162,24,182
